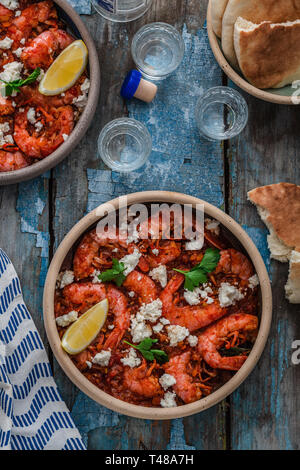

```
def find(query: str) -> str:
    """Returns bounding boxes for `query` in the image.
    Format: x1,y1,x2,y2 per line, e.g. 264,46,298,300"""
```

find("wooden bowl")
0,0,100,185
207,0,297,105
43,191,272,419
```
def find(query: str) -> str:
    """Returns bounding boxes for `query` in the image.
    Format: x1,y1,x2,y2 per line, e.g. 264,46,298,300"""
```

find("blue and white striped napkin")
0,249,86,450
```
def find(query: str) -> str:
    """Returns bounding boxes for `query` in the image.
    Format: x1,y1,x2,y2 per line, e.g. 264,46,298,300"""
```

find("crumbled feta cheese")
149,265,167,288
167,325,190,347
160,317,170,325
57,270,74,289
20,38,25,45
27,107,36,124
187,335,198,347
91,269,102,284
184,289,201,306
13,47,23,57
81,78,90,93
128,291,135,298
0,121,13,146
159,373,176,391
92,350,111,367
86,361,92,369
0,61,22,84
56,310,78,327
120,348,141,368
218,282,244,308
0,0,19,11
130,314,152,344
127,225,140,244
15,9,21,16
107,324,114,330
153,322,164,333
62,133,69,141
248,274,259,289
137,299,163,323
35,121,43,132
152,248,159,256
205,218,220,235
185,238,204,251
160,391,177,408
119,248,141,276
18,107,24,112
112,247,118,253
0,37,13,50
184,286,214,306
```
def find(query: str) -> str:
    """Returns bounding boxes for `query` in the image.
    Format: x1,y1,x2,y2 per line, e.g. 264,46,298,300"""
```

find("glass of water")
131,22,185,80
98,118,152,172
195,87,248,141
91,0,152,22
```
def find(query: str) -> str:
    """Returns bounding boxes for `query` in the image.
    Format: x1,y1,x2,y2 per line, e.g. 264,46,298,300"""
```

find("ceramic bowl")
43,191,272,419
0,0,100,185
207,0,297,105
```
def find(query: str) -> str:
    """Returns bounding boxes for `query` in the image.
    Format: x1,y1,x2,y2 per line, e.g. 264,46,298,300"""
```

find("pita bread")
222,0,300,69
211,0,229,38
285,251,300,304
248,183,300,259
234,18,300,88
248,183,300,304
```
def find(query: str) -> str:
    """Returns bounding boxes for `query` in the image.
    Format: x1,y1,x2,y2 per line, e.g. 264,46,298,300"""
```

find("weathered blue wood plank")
228,100,300,449
0,175,50,343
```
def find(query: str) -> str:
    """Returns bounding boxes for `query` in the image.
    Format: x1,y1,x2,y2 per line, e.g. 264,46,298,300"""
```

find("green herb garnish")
219,346,251,357
0,67,41,97
173,248,221,291
98,258,126,287
124,338,169,364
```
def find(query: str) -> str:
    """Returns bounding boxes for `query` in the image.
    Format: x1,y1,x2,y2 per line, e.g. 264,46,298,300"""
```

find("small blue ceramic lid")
121,70,142,100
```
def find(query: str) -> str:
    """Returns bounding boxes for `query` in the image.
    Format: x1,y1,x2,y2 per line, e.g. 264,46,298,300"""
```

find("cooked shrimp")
123,360,162,398
198,313,258,371
123,270,158,303
73,228,129,280
58,282,130,350
215,249,254,280
103,285,130,350
0,150,31,171
22,29,74,69
160,273,227,331
164,351,202,404
8,0,57,43
61,282,106,313
14,104,74,158
73,349,92,372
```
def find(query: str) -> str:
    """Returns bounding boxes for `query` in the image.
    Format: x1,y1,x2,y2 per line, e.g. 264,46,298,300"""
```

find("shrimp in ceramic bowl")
44,192,272,418
0,0,100,185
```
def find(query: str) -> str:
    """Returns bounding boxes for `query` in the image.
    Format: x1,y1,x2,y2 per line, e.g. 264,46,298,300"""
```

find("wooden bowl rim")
43,191,273,420
207,0,297,106
0,0,100,185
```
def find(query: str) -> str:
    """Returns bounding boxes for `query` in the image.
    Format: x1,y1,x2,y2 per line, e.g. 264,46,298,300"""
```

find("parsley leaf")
98,258,126,287
124,338,169,364
219,346,251,357
173,248,220,291
0,67,41,97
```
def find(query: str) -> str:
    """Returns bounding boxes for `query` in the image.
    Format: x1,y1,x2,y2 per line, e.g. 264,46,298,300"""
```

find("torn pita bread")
285,251,300,304
222,0,300,69
234,18,300,89
211,0,229,38
248,183,300,304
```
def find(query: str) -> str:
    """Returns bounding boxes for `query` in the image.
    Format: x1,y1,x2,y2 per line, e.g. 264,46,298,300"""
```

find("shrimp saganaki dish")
0,0,89,172
55,209,260,408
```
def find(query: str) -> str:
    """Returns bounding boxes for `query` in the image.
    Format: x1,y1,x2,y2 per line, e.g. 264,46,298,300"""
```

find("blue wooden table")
1,0,299,450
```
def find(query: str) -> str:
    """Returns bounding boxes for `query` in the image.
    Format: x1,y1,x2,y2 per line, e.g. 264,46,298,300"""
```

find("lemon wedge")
39,40,88,96
61,299,108,355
